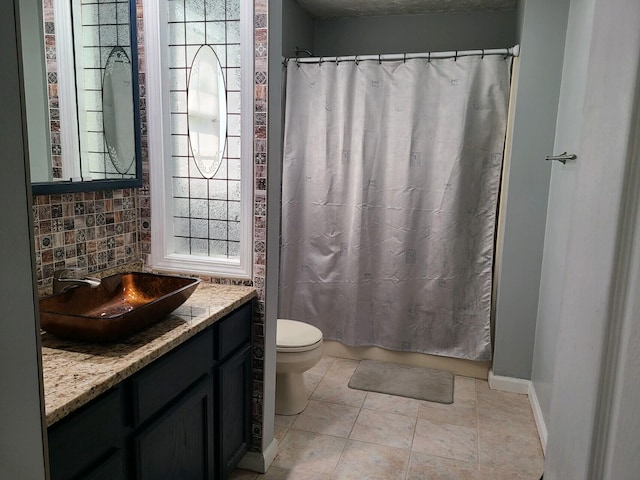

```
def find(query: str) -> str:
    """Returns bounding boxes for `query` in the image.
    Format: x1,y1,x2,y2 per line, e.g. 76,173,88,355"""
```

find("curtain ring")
378,54,382,64
481,49,485,59
454,50,458,61
319,56,323,66
335,57,340,65
403,53,407,63
428,52,431,63
296,57,300,67
355,55,359,66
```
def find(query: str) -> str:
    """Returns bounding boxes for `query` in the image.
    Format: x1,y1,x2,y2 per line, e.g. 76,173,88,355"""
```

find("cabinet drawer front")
216,301,252,360
132,328,213,425
48,388,122,480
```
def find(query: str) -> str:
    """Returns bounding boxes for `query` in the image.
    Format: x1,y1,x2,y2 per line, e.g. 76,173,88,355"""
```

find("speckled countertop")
41,283,256,427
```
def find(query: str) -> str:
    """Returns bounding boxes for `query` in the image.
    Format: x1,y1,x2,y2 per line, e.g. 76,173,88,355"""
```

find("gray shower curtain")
279,55,512,360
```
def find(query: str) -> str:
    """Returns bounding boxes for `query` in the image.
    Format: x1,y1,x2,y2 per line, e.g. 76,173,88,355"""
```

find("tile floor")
231,356,544,480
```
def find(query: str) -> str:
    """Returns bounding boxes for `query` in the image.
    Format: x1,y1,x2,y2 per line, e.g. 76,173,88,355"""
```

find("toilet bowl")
275,319,323,415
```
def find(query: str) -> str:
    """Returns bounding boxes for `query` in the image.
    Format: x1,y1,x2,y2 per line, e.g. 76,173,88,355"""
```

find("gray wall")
0,0,47,478
531,0,596,428
314,10,518,56
492,0,570,379
282,0,314,58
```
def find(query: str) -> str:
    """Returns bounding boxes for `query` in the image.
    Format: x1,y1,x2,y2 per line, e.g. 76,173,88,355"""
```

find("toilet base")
275,372,308,415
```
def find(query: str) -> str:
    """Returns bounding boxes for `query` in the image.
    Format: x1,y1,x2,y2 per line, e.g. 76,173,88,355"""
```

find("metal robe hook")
545,152,577,164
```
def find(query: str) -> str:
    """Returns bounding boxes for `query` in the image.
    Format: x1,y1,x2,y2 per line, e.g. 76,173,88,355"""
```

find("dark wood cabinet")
217,344,252,479
47,301,253,480
134,375,214,480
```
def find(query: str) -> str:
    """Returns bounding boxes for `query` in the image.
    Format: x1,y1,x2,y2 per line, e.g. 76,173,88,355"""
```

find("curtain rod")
284,45,520,66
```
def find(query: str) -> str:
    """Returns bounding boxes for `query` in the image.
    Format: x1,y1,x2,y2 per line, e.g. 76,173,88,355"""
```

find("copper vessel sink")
39,272,200,342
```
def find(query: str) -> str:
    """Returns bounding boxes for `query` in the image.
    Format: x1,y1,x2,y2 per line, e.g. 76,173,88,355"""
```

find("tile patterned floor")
231,356,544,480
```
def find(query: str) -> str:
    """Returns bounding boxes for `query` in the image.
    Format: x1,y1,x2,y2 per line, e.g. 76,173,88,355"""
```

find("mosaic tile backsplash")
34,0,269,455
33,189,139,289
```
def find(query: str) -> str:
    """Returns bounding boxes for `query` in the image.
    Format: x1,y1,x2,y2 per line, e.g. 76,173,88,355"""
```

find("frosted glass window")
98,4,117,22
206,21,225,44
208,179,227,200
100,26,118,47
174,198,190,217
189,178,208,199
170,69,188,92
172,136,190,157
185,0,206,21
173,177,190,197
174,217,190,237
169,46,187,68
173,156,190,176
118,25,130,46
164,0,246,260
226,0,240,20
227,44,241,67
174,237,190,254
190,199,209,218
209,220,228,239
227,92,240,114
228,201,240,221
186,23,207,44
169,23,186,44
227,21,240,43
227,137,241,159
191,238,209,255
209,200,227,220
205,0,226,21
171,113,189,134
83,26,100,47
82,5,99,25
190,219,209,238
209,240,228,256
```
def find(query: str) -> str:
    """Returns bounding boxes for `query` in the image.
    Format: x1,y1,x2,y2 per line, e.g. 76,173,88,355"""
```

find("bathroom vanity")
41,283,256,480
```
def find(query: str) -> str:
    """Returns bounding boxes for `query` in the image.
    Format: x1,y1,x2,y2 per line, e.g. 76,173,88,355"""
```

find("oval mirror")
188,45,227,179
103,46,136,175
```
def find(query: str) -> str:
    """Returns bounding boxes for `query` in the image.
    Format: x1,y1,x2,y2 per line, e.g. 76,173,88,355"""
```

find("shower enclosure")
279,50,513,361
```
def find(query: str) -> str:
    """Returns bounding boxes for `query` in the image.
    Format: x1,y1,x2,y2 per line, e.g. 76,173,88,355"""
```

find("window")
145,0,253,278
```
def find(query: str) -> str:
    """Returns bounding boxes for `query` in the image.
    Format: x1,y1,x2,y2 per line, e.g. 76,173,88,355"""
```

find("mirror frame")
31,0,143,195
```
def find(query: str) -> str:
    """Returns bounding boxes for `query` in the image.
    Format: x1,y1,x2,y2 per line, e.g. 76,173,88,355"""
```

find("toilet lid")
277,319,323,351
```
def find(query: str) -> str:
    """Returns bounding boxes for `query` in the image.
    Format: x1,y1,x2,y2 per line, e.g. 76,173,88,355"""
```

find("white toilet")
275,319,324,415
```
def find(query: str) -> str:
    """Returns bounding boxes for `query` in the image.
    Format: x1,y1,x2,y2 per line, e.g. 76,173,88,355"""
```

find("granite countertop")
41,283,256,427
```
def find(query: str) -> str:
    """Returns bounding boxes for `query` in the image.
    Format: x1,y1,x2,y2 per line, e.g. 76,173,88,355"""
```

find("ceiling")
296,0,517,18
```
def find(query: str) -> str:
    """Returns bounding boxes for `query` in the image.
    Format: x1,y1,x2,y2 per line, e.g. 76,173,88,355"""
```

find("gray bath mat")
348,360,454,404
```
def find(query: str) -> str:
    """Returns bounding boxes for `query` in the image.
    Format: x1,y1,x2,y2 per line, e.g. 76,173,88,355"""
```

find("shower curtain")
279,55,512,360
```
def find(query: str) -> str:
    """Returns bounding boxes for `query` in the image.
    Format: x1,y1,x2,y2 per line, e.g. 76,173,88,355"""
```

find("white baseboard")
527,382,548,455
488,369,547,455
237,438,279,473
488,369,530,394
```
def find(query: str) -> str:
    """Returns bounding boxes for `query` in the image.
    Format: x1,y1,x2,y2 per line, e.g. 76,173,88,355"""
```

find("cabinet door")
82,450,125,480
134,375,214,480
217,345,252,479
48,387,123,480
